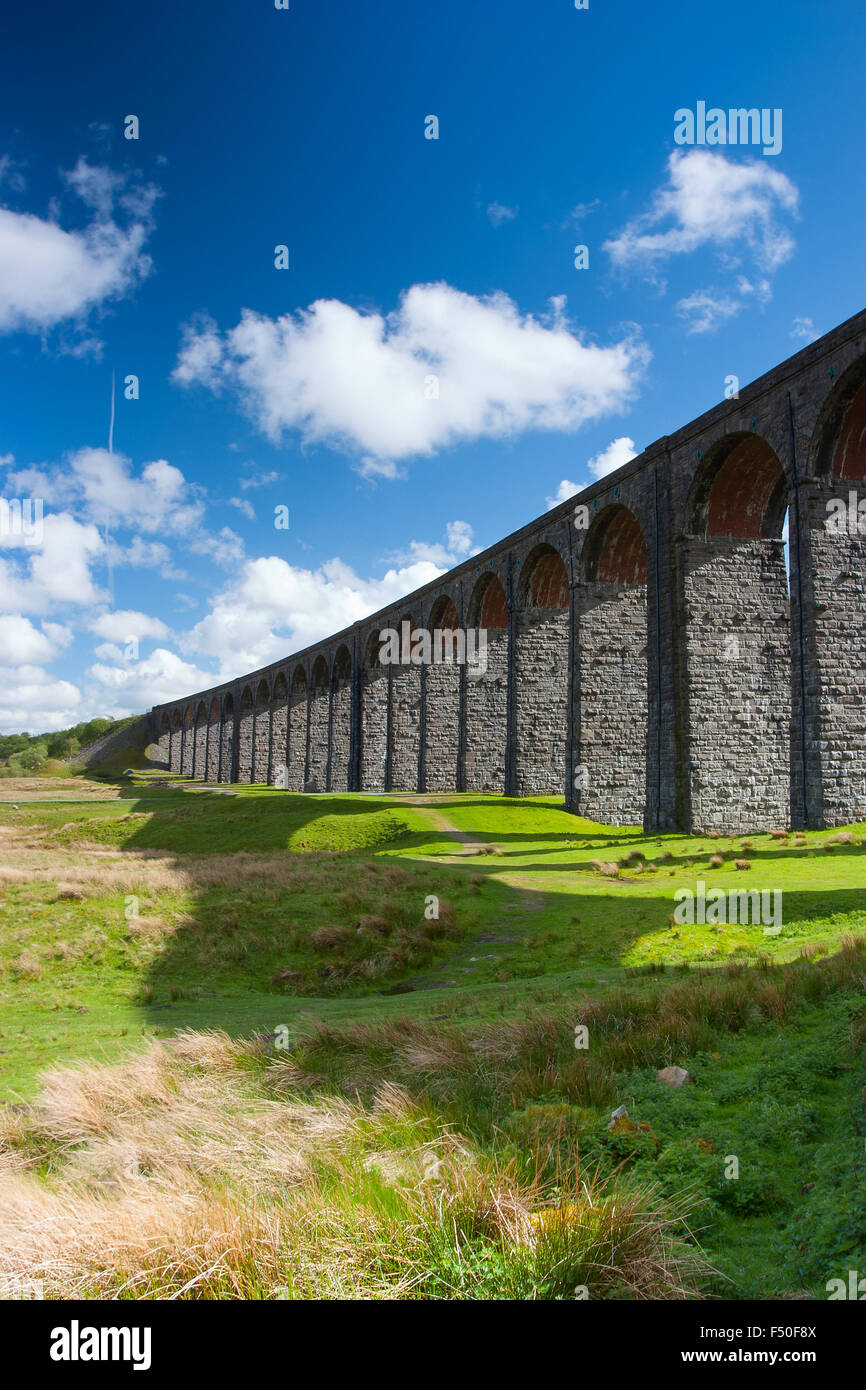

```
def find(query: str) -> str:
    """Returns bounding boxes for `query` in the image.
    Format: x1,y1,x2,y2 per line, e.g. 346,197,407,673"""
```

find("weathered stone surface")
360,645,387,792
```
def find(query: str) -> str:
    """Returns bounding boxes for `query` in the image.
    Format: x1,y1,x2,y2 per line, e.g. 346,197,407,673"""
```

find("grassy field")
1,776,864,1299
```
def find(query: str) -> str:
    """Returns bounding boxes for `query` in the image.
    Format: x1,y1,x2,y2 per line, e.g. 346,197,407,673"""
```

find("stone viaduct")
150,308,866,833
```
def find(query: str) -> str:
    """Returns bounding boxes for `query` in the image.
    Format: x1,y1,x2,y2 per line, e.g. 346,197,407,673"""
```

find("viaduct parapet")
151,308,866,832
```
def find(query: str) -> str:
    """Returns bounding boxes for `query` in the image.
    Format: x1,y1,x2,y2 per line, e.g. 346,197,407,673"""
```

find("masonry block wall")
463,574,508,792
389,638,421,792
360,648,387,792
464,637,507,791
307,663,329,792
680,539,791,832
575,583,647,825
799,485,866,826
152,309,866,833
423,598,462,792
287,674,306,791
330,658,352,793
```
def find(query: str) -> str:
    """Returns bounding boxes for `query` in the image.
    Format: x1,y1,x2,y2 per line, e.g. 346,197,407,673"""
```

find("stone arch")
170,708,182,773
389,612,421,790
582,504,648,584
220,692,235,783
237,685,254,783
575,506,648,824
253,678,271,784
810,354,866,481
270,672,289,786
329,645,353,791
512,543,570,796
685,434,789,540
288,666,307,792
307,655,330,792
360,630,388,791
193,700,208,779
181,704,195,776
680,434,791,830
463,573,509,792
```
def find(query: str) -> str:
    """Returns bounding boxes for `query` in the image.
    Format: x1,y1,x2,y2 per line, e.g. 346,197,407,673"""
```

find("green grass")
1,780,865,1299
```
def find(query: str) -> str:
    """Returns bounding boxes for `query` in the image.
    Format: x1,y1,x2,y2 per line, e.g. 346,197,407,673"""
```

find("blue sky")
1,0,864,732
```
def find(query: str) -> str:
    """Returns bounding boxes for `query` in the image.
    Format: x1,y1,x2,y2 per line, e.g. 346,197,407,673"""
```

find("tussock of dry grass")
0,1031,707,1300
591,859,620,878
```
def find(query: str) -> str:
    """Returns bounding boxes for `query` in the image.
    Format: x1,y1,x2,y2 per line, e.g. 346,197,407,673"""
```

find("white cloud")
92,642,125,662
6,448,206,537
587,436,638,479
569,199,600,225
444,519,474,556
5,446,231,611
85,647,217,716
228,496,255,520
188,526,245,568
181,533,482,680
791,315,819,344
89,609,171,644
604,150,798,277
111,535,189,580
0,667,82,734
64,448,205,535
0,615,70,665
735,275,772,304
0,156,26,193
546,479,584,510
0,512,105,614
0,158,158,337
676,275,773,335
676,290,741,334
171,312,224,390
389,519,480,567
173,285,649,473
0,437,251,728
545,437,637,508
239,470,280,491
41,621,74,651
486,201,517,227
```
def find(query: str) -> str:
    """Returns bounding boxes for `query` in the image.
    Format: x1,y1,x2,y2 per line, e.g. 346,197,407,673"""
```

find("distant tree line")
0,718,121,776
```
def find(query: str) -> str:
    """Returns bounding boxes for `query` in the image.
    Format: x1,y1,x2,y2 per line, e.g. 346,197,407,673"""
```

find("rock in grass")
656,1065,692,1087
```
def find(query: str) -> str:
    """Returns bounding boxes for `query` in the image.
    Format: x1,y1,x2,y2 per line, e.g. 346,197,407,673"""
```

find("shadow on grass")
85,788,866,1045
